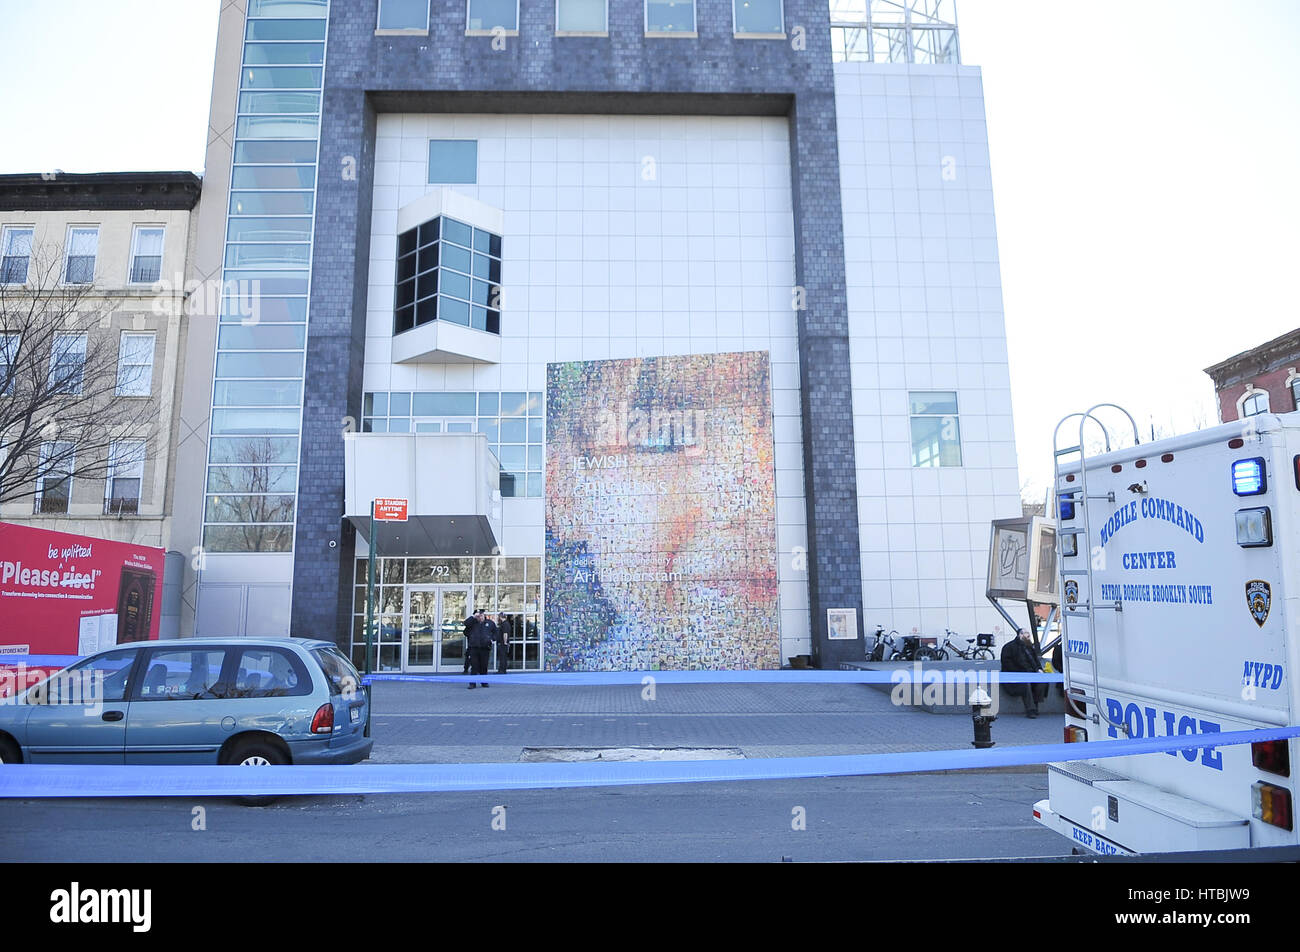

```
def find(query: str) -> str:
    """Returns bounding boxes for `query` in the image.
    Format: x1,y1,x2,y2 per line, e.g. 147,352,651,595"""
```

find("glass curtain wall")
202,0,328,554
362,390,544,497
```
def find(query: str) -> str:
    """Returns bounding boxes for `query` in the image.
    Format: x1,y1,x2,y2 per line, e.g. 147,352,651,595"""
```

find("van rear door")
311,646,368,745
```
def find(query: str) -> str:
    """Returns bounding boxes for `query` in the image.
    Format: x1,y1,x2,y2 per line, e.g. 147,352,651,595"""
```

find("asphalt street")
0,680,1071,862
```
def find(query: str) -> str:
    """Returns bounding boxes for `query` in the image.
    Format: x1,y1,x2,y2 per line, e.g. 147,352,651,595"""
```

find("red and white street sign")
372,498,409,522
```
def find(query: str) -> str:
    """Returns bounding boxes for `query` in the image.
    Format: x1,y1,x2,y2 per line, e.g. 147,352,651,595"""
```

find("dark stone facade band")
293,0,865,667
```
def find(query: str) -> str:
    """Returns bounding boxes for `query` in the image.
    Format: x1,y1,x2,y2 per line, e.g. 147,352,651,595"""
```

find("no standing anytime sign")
372,498,408,522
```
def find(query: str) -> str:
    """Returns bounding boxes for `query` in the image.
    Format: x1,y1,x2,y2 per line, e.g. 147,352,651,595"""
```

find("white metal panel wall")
363,113,812,658
835,62,1023,639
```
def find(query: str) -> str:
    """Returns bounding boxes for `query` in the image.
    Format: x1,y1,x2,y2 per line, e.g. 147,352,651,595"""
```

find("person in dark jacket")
467,609,494,688
463,611,478,676
495,613,512,675
1001,628,1048,717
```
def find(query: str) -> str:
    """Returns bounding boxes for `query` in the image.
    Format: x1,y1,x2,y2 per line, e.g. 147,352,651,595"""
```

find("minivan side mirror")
27,681,47,705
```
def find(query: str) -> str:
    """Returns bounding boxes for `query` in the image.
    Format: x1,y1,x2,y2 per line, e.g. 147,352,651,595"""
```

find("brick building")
1204,327,1300,423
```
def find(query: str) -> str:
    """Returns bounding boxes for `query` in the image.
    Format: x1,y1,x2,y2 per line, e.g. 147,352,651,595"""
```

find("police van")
1032,406,1297,854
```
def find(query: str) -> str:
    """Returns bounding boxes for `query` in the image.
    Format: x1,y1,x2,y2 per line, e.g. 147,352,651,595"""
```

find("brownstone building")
1204,327,1300,422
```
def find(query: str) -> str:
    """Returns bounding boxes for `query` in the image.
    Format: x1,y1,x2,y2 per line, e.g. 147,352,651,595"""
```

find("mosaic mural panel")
544,352,780,670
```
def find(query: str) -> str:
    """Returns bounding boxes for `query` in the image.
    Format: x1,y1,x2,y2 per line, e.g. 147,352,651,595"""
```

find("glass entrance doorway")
404,586,471,672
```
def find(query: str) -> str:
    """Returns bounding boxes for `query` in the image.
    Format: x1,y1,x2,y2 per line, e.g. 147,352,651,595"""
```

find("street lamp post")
365,500,376,675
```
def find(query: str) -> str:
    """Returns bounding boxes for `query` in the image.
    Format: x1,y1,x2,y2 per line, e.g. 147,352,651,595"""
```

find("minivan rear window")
233,648,312,698
311,647,362,698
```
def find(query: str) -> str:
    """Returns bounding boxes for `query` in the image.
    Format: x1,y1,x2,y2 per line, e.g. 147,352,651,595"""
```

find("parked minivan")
0,638,371,767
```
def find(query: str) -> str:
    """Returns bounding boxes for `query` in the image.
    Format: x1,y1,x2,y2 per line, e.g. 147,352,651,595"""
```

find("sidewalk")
366,677,1063,766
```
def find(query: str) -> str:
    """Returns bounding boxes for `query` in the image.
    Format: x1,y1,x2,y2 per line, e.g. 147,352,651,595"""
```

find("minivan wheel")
227,739,286,806
230,740,286,767
0,738,20,765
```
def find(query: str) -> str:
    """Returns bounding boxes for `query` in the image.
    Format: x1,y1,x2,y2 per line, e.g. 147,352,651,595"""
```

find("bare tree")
1020,479,1046,518
0,244,159,508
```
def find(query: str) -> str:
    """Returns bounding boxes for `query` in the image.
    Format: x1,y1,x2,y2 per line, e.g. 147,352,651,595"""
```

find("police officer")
467,609,494,688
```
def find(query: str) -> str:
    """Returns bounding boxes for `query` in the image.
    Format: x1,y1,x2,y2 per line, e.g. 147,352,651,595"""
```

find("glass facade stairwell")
201,0,328,555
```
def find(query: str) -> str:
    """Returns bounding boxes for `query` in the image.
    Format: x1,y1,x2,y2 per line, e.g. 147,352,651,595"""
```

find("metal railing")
830,0,961,64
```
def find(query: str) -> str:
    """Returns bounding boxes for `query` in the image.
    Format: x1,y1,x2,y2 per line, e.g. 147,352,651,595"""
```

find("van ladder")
1052,404,1141,737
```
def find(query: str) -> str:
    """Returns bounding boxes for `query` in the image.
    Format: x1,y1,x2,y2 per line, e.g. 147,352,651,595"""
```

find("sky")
1,0,1297,501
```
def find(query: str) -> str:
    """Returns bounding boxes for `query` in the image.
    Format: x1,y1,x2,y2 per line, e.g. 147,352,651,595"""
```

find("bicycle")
931,629,996,661
899,634,941,661
867,626,902,662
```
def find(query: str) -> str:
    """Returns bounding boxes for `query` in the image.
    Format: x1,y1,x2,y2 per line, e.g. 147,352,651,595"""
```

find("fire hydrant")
970,687,996,749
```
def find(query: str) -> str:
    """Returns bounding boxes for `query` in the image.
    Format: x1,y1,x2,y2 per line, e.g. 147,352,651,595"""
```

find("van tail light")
311,702,334,734
1252,740,1291,777
1065,726,1088,743
1252,782,1293,831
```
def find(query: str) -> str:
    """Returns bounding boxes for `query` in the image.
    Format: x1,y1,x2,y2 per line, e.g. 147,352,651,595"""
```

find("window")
35,442,74,514
46,650,138,704
116,332,156,396
207,462,298,494
0,333,16,397
377,0,428,30
556,0,607,33
646,0,695,33
230,191,314,215
364,390,543,496
248,0,328,14
733,0,783,34
909,391,962,467
49,334,87,395
128,226,165,284
138,649,230,700
1291,377,1300,411
312,646,362,696
105,441,146,515
202,435,299,552
468,0,518,31
427,140,478,184
394,216,502,335
244,20,327,41
64,227,98,284
233,648,311,698
1,226,32,284
1240,389,1269,418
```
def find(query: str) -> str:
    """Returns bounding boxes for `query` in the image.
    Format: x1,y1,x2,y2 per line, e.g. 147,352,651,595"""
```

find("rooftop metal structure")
830,0,961,64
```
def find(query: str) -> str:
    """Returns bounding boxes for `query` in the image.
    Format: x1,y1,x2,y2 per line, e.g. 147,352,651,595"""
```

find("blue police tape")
0,657,1062,684
0,659,1064,685
363,669,1063,685
1,726,1296,798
